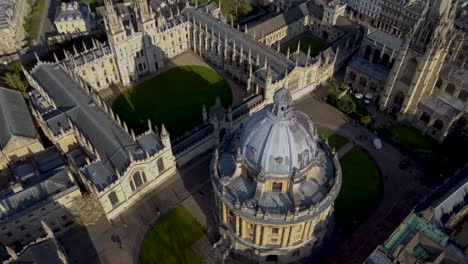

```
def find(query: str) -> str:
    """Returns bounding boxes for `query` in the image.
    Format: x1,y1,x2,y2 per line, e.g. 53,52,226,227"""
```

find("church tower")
104,0,133,85
132,0,162,74
379,0,458,120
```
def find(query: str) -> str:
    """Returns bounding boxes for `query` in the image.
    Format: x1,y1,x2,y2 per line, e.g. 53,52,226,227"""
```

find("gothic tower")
104,0,133,85
133,0,163,73
378,0,458,120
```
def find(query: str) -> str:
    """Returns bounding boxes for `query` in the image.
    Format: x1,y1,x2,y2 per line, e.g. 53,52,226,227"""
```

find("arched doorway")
392,91,405,114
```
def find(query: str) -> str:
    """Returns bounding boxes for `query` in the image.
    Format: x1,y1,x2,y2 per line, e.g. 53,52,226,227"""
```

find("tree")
68,193,104,226
3,72,28,95
327,88,338,106
220,0,253,23
337,98,356,114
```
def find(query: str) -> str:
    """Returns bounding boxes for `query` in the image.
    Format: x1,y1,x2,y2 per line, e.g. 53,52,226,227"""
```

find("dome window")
274,157,283,164
272,182,283,192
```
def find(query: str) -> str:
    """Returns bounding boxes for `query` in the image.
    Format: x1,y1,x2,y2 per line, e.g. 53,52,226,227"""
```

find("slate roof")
30,64,143,191
0,87,38,149
185,7,294,78
13,238,65,264
367,30,403,51
54,2,90,23
0,147,76,221
348,56,390,82
248,2,316,38
0,0,15,30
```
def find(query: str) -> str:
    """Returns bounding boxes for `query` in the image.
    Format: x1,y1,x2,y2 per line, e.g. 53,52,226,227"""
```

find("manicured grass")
281,36,325,57
140,206,206,264
387,124,437,151
112,66,232,139
318,130,349,150
25,0,48,42
335,147,383,231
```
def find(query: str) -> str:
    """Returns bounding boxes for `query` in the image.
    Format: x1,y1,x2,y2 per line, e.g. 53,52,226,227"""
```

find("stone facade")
25,62,177,221
0,147,81,250
0,87,44,170
54,1,92,35
379,0,467,142
211,89,342,262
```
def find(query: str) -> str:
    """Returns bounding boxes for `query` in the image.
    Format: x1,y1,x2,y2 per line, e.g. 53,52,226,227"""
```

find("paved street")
60,90,431,264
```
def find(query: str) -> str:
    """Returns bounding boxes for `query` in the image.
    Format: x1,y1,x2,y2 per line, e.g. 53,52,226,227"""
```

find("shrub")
337,98,356,114
360,115,372,126
327,88,338,106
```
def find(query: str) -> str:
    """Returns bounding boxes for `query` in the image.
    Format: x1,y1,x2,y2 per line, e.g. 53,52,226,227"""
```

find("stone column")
302,221,311,240
255,224,262,245
241,218,247,239
222,203,228,224
235,214,240,236
281,226,290,247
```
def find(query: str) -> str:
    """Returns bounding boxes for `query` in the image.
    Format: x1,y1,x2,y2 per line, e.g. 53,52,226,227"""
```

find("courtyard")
139,205,206,264
112,65,233,138
281,35,326,57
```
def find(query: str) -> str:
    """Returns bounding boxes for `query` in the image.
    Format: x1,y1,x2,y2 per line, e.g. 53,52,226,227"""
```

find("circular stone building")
211,88,342,263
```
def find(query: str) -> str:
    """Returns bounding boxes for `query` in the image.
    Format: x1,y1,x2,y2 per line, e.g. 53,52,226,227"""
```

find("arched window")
108,191,119,207
420,112,431,123
133,172,143,189
364,45,372,61
435,78,442,89
372,49,381,64
393,91,405,108
433,119,444,130
381,53,390,67
349,71,357,81
457,90,467,102
445,84,455,95
157,158,165,172
359,76,367,87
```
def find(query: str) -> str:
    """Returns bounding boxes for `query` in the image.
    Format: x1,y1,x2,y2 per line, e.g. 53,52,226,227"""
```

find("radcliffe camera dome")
240,88,317,175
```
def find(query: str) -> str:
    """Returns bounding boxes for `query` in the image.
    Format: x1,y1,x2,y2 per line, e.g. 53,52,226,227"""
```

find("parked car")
373,138,382,150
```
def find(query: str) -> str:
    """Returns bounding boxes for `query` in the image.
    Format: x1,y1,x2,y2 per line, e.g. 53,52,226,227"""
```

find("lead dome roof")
239,88,317,175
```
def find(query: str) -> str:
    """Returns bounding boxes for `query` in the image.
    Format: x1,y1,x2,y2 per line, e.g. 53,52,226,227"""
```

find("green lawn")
335,147,383,231
112,65,232,139
25,0,48,42
318,130,349,150
281,36,325,57
387,124,437,151
140,206,206,264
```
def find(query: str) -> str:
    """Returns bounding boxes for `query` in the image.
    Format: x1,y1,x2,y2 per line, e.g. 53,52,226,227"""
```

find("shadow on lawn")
112,65,232,139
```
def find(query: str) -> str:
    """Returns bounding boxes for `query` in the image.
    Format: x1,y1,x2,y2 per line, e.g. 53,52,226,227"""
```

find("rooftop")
348,56,390,81
0,147,77,222
0,87,38,149
30,64,163,191
367,30,403,51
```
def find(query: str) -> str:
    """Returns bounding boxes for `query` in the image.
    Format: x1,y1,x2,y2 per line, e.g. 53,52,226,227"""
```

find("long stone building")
55,0,363,102
24,62,177,220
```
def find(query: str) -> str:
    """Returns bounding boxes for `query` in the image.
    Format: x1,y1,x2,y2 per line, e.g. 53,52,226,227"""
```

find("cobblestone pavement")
61,91,432,264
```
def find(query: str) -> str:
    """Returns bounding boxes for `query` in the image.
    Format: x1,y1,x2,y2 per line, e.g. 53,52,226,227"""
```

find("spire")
286,47,290,60
296,40,301,54
53,52,59,63
148,119,153,132
160,124,170,147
